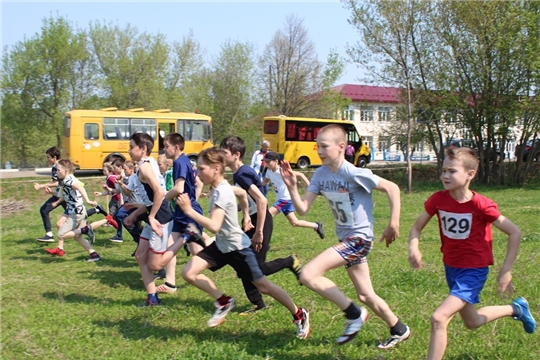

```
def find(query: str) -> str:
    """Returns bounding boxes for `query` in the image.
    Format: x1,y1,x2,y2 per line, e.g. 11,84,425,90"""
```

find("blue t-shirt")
307,160,379,241
173,153,203,223
232,164,265,215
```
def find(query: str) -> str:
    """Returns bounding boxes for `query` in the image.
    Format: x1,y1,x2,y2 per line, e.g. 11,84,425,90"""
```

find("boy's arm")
408,210,432,269
139,162,166,235
165,177,186,201
262,178,270,186
73,182,97,208
293,171,310,187
281,161,316,215
123,203,147,227
34,180,59,191
232,186,254,232
247,184,267,251
492,215,521,294
195,175,203,201
373,177,401,247
177,193,225,234
118,180,132,197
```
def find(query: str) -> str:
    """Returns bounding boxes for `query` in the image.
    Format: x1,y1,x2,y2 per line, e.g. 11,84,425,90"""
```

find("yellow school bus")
63,108,213,170
262,115,371,169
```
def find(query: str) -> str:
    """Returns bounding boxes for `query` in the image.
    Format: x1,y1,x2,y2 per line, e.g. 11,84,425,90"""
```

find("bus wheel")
357,156,368,168
188,156,198,168
296,157,310,169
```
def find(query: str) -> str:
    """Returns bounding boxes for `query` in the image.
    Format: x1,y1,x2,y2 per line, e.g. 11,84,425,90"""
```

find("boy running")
220,136,301,314
281,124,410,349
177,147,310,338
408,147,536,360
262,151,324,239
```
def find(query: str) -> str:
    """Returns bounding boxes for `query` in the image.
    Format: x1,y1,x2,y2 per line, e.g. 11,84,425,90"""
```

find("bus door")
158,121,175,153
81,121,102,169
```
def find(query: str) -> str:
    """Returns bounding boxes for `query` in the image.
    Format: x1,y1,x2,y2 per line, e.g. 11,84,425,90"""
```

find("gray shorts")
58,213,86,238
140,220,173,254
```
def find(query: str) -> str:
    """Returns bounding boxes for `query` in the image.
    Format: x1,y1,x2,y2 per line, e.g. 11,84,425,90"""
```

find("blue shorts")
444,264,489,304
273,199,295,216
333,237,373,269
172,219,202,235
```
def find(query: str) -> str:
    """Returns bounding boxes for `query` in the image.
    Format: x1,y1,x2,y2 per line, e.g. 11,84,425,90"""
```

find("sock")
314,224,318,230
80,226,89,234
46,232,53,237
390,319,408,336
216,295,231,306
511,303,522,319
148,293,159,302
293,308,304,321
343,302,361,320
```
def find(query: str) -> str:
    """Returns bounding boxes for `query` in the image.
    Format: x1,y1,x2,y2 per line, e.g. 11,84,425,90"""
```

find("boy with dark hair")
220,135,300,315
408,147,535,359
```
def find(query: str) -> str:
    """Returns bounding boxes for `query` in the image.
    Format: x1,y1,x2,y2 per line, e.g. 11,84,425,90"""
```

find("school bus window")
130,118,156,138
103,118,129,140
84,123,99,140
63,116,71,137
264,120,279,134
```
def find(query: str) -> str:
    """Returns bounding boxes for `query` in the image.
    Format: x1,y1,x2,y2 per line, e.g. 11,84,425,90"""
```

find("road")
0,169,102,180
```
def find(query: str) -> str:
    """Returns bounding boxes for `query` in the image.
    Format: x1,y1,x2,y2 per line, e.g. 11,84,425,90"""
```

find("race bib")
438,210,472,240
321,190,353,226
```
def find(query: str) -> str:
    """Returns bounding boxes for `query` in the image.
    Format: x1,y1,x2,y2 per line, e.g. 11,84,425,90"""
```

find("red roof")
333,84,403,104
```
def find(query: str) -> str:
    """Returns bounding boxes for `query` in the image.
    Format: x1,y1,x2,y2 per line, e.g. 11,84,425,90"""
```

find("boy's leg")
427,295,465,360
284,212,318,230
181,255,219,297
135,236,159,304
38,196,62,240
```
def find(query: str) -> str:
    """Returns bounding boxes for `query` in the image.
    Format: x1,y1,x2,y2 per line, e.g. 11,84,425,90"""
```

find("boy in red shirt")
408,147,535,360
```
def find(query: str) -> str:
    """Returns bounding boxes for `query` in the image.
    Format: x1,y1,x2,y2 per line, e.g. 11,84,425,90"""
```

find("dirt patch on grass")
0,198,30,218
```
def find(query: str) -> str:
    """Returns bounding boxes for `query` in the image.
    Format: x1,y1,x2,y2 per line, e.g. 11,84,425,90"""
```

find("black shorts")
196,242,264,282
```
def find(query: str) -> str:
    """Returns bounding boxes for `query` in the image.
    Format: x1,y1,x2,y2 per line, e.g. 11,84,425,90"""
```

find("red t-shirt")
424,190,500,268
106,175,121,201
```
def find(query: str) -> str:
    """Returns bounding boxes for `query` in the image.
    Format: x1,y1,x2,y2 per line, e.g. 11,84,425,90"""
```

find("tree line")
1,15,346,168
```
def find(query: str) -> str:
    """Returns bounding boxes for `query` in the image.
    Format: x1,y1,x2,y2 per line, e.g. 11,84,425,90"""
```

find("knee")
254,282,271,295
430,312,449,330
181,267,195,284
299,269,314,287
357,292,376,305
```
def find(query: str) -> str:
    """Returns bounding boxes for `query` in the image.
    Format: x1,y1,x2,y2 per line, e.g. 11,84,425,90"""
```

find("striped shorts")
333,236,373,269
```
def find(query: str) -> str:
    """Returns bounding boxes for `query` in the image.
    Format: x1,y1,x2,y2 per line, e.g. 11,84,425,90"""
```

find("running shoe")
109,235,124,243
289,254,302,281
105,215,118,230
37,235,55,243
139,296,161,307
336,306,368,345
377,326,411,349
95,204,108,216
86,251,101,262
315,222,325,239
512,297,536,333
239,305,267,316
83,226,95,244
45,247,65,256
208,298,235,327
294,308,311,339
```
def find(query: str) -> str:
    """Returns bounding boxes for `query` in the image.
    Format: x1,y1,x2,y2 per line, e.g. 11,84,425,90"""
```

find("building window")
378,136,391,151
360,106,374,122
378,107,391,122
363,136,373,149
342,106,354,121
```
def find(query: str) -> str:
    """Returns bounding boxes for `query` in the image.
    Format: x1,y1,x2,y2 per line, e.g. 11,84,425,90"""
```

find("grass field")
1,173,539,359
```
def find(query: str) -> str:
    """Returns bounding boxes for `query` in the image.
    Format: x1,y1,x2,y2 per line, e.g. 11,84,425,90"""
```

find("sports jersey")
137,157,173,225
106,175,121,201
233,164,264,215
172,154,203,223
307,160,379,241
209,179,252,253
265,167,290,200
58,175,85,215
424,190,500,268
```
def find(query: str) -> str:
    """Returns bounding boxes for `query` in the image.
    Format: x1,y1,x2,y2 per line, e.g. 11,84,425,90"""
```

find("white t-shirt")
265,167,290,201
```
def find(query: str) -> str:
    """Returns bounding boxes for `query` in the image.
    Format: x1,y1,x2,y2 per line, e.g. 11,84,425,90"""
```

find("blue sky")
2,0,368,85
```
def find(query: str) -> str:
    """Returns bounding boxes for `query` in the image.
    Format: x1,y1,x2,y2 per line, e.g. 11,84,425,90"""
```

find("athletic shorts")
445,264,489,304
273,199,295,216
172,219,203,235
58,213,86,237
196,242,264,282
333,236,373,269
141,220,173,254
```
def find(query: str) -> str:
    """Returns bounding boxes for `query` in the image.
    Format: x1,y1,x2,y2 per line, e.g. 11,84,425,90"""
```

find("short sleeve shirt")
60,175,85,215
265,168,290,201
425,190,500,268
209,180,251,253
233,164,264,215
307,160,379,241
172,154,203,223
106,175,121,201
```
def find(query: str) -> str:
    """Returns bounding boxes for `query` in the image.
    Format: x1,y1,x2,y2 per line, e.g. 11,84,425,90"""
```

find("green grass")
1,174,539,359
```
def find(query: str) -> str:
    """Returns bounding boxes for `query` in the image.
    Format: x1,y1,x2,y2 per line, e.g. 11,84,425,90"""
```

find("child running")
262,151,325,239
45,159,117,262
220,136,301,315
281,124,410,349
408,147,536,360
177,147,310,338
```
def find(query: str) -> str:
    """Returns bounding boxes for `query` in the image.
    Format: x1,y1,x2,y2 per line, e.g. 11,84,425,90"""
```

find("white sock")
46,232,53,237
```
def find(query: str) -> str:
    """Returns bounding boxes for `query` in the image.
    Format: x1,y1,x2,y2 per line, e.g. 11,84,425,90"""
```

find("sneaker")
239,305,267,316
315,222,325,239
45,247,65,256
109,235,124,243
105,215,118,230
37,235,55,243
294,308,311,339
337,306,369,345
377,326,411,350
95,204,108,216
184,243,191,257
154,269,166,281
512,297,536,333
289,254,302,281
138,296,161,307
86,252,101,262
83,226,95,244
184,223,205,248
208,298,235,327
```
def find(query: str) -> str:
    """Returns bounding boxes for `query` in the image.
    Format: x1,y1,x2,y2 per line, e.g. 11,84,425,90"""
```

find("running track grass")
1,173,539,359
